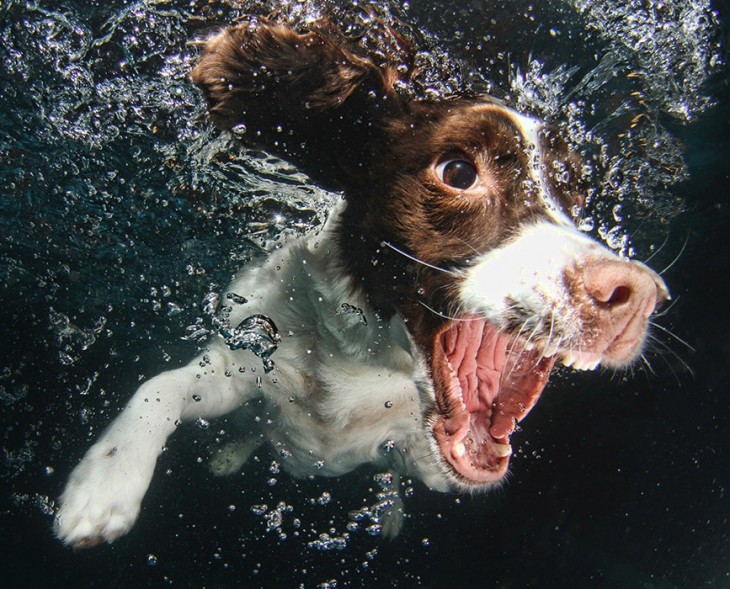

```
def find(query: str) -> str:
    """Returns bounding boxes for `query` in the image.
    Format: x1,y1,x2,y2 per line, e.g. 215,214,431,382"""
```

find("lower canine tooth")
454,442,466,457
493,443,512,458
543,345,560,358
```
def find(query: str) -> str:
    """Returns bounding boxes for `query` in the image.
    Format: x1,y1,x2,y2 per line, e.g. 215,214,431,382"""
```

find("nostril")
583,261,646,309
605,284,632,306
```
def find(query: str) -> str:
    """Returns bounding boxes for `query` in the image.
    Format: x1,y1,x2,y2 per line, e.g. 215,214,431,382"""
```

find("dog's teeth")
493,442,512,458
454,442,466,457
543,345,559,358
562,355,601,371
561,352,576,367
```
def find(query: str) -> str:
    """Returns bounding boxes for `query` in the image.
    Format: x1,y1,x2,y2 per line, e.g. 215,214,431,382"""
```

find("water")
1,0,728,587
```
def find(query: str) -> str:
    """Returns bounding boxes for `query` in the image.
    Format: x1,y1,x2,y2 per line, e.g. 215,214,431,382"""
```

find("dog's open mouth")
431,318,556,485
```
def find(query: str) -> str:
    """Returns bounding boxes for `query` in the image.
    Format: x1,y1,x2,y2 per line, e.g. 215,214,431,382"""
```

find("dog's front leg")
54,348,248,548
378,471,405,540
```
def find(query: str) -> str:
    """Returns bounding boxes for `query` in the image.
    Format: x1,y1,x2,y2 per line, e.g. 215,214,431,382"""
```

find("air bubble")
217,314,281,373
365,524,382,536
308,534,347,552
226,292,247,305
201,292,220,315
167,302,182,317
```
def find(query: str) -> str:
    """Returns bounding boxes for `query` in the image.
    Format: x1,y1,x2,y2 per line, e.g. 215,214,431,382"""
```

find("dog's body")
54,14,668,548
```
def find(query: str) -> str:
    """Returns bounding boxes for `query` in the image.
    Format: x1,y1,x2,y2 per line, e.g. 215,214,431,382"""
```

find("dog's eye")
436,159,478,190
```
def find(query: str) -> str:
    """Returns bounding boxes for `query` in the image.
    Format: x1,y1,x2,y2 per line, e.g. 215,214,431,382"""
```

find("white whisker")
649,321,695,352
647,334,695,378
642,232,671,265
452,235,481,256
417,300,469,322
652,295,680,319
658,233,689,276
503,321,547,383
381,241,458,275
506,319,532,358
639,354,657,376
542,310,557,358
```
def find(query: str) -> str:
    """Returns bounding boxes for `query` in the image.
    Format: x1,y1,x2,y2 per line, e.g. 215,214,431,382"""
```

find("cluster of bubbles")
48,308,107,366
187,288,281,372
346,473,404,537
525,0,721,256
245,471,411,552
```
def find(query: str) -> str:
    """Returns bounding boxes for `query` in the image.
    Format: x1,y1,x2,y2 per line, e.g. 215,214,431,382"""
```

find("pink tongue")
441,319,555,443
434,319,557,483
448,321,506,413
489,354,554,439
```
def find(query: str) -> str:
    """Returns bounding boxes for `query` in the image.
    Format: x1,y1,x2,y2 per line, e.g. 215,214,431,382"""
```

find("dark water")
1,0,728,587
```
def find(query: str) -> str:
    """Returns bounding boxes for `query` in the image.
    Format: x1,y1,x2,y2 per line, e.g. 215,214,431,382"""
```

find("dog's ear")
191,17,417,191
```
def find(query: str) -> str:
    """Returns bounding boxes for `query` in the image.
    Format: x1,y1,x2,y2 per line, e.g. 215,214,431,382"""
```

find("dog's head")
192,16,669,490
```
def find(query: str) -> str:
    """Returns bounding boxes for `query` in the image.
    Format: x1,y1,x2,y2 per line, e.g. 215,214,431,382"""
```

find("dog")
54,14,669,548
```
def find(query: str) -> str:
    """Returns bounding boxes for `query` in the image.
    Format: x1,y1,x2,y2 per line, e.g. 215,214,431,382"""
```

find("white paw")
209,437,261,477
54,442,155,548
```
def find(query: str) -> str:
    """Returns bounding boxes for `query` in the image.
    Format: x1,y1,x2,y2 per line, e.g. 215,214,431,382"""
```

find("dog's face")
341,98,667,487
193,17,669,491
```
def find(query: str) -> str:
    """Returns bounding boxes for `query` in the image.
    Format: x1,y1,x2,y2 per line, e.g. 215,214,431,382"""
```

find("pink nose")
582,260,669,363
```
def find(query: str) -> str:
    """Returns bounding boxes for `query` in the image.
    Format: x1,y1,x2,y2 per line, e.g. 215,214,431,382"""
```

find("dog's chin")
429,317,555,488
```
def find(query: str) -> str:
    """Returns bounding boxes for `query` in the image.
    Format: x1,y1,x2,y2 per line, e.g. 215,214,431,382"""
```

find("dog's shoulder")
223,209,430,477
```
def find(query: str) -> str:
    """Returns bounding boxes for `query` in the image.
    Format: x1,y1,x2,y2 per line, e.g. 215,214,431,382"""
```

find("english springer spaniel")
54,14,668,547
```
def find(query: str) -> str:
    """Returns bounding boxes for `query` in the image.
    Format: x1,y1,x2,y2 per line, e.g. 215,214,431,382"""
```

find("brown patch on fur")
191,16,417,190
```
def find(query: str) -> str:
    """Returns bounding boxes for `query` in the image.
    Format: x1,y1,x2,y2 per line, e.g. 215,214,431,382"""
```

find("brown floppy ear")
191,17,417,191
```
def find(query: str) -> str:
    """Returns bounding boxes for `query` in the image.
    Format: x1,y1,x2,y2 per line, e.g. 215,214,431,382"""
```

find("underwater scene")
1,0,728,587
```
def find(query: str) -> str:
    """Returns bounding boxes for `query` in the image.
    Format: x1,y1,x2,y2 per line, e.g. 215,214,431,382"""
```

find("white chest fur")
53,207,443,548
221,211,440,482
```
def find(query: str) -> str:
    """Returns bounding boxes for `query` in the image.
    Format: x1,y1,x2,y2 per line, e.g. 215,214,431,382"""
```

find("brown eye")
436,159,478,190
